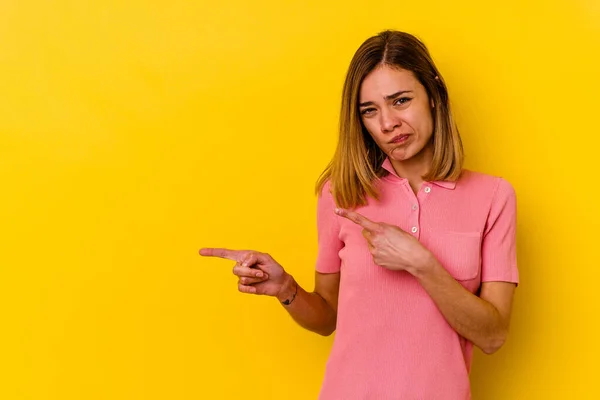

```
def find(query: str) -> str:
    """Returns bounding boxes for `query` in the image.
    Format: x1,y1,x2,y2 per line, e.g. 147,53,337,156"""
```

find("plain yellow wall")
1,0,599,399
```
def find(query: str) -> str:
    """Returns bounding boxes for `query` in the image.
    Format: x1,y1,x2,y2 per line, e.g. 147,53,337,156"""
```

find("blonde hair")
316,30,464,209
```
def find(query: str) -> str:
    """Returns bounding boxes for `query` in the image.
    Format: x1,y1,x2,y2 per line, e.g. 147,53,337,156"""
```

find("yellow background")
1,0,598,399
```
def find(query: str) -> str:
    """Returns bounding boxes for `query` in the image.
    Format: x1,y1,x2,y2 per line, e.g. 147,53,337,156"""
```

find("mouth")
389,134,410,144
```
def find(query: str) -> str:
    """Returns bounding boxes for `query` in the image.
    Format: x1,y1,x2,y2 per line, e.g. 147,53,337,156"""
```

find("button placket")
405,182,421,239
411,184,434,239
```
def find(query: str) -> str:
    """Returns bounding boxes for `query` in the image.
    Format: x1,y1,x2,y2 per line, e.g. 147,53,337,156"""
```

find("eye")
394,97,412,106
360,108,376,116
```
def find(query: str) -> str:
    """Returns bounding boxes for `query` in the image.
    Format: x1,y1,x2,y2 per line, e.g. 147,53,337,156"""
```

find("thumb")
240,252,271,268
243,252,283,276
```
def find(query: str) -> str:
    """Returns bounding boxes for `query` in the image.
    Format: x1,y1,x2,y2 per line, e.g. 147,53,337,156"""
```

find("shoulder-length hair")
316,30,464,209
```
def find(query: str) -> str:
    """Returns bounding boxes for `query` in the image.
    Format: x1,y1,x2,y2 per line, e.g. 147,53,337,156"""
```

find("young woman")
200,30,519,400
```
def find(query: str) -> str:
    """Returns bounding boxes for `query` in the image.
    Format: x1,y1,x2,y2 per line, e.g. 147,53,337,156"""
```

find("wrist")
409,252,440,280
276,274,297,304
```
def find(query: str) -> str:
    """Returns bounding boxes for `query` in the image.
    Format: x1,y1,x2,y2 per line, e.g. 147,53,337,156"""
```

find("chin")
388,146,416,162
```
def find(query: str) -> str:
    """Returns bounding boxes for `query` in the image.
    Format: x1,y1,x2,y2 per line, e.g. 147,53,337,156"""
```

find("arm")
274,179,342,336
412,262,516,354
335,176,519,354
276,271,340,336
413,178,518,354
201,182,343,337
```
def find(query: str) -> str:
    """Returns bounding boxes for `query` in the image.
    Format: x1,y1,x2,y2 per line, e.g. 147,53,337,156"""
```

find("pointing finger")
199,248,244,262
335,208,380,232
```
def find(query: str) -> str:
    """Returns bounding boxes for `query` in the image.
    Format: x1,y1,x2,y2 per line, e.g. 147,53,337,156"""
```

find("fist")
199,248,290,297
334,208,435,274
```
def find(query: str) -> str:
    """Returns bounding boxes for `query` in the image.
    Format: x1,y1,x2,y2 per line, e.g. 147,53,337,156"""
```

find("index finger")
334,208,380,232
199,248,244,262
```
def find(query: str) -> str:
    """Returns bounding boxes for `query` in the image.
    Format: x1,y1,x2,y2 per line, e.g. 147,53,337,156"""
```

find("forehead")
359,66,420,100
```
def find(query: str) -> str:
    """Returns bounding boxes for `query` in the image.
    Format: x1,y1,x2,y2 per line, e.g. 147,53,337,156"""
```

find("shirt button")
424,187,431,193
412,204,418,210
411,226,418,233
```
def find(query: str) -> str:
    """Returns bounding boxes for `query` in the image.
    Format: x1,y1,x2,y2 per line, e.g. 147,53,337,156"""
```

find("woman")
200,30,518,399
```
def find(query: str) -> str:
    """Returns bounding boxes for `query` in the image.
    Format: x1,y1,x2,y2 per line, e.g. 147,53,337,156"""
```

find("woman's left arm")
412,262,516,354
410,178,519,354
335,201,518,355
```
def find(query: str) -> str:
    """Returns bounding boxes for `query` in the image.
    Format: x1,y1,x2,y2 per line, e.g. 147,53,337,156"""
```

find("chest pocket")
429,231,482,281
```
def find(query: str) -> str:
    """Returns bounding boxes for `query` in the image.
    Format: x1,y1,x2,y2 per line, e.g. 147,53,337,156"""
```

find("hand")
199,248,292,298
334,208,435,274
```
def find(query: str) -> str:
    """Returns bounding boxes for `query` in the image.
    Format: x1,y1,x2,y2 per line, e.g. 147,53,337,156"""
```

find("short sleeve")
315,181,344,274
481,178,519,284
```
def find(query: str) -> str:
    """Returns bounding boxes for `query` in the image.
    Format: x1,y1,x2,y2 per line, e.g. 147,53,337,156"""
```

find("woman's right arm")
276,271,340,336
199,248,340,336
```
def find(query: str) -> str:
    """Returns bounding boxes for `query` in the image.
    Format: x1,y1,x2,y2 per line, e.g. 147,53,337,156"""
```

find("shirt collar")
381,157,457,190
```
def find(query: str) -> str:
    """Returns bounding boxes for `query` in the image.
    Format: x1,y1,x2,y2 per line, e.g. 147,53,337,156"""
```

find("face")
358,65,434,162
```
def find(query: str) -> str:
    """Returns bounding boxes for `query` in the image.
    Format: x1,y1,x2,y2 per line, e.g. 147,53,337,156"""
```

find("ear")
430,98,435,108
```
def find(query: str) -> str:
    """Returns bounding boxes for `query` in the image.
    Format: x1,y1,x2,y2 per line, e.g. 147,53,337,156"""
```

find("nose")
380,109,401,133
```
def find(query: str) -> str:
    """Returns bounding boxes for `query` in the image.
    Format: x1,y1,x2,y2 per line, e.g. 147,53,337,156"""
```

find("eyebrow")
359,90,413,107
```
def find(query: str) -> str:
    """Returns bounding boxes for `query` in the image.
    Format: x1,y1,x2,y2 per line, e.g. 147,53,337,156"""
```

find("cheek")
362,118,378,135
408,108,433,138
362,120,385,145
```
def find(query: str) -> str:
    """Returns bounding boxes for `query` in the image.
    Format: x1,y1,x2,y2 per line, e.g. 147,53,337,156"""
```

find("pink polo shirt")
315,158,519,400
